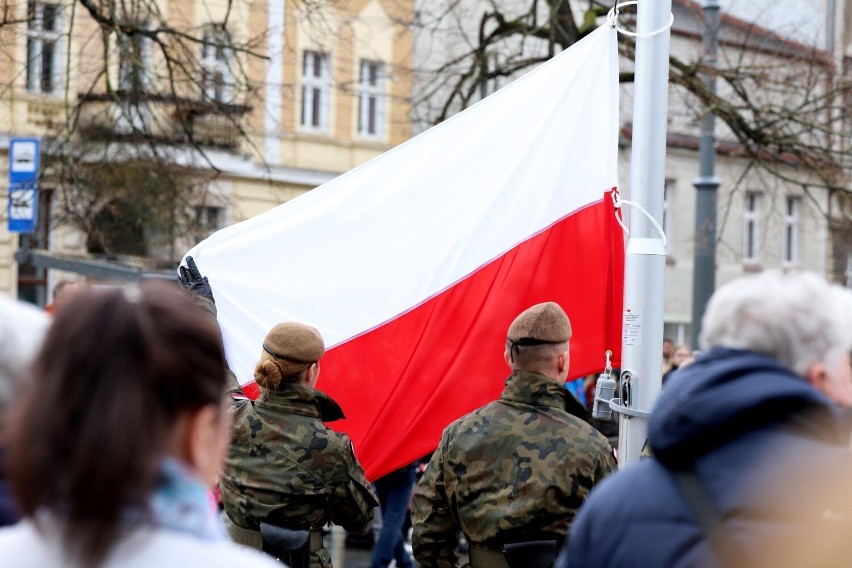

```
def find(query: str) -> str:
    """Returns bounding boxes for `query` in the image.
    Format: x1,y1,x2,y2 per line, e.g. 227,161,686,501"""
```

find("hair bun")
254,359,284,390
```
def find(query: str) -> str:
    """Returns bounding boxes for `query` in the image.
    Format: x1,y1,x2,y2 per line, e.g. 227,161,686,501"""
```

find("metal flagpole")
616,0,674,467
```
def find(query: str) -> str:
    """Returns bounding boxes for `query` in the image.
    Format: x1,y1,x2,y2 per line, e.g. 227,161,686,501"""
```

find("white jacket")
0,521,283,568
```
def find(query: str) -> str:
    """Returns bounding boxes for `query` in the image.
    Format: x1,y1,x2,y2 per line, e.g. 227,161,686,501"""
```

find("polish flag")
184,25,622,480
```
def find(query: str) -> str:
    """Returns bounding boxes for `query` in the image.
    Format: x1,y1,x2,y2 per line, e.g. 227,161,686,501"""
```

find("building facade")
0,0,413,302
651,0,849,343
412,0,851,346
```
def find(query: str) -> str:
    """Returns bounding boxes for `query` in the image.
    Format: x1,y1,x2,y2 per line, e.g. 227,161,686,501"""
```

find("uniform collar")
501,370,569,409
502,370,594,424
257,383,346,422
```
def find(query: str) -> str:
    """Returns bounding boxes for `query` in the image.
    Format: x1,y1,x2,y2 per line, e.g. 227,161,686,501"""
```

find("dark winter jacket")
0,449,18,527
562,347,852,568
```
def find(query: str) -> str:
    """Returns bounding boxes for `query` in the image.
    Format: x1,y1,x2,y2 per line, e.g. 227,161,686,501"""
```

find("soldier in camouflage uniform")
411,302,617,568
177,258,377,568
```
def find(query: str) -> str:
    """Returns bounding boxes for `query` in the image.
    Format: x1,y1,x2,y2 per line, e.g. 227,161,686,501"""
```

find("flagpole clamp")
608,1,675,38
607,398,652,419
609,370,652,419
611,188,668,251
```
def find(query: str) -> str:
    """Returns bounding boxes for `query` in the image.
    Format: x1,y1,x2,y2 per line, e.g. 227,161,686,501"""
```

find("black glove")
177,256,215,305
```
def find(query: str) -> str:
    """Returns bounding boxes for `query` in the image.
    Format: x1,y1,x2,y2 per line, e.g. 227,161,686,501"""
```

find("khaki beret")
262,322,325,365
507,302,572,345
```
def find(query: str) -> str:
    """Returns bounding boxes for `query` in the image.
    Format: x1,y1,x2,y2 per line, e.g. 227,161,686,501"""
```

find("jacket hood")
649,347,849,467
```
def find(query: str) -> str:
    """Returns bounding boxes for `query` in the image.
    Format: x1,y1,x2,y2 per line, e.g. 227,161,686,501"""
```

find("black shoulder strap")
670,468,747,567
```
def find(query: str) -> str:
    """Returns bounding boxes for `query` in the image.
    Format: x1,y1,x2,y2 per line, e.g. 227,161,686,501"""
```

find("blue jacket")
563,348,852,567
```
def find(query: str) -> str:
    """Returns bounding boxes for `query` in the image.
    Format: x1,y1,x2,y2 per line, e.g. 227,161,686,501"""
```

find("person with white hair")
0,295,50,526
562,271,852,568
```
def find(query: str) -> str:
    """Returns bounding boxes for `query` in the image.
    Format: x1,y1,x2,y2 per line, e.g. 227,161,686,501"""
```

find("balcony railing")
76,91,250,150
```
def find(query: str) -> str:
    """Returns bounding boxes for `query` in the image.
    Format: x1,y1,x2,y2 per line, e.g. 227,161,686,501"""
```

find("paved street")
339,544,373,568
337,538,468,567
337,542,416,568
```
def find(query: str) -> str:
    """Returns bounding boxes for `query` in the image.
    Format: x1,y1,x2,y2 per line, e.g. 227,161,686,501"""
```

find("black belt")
469,539,561,568
226,519,323,551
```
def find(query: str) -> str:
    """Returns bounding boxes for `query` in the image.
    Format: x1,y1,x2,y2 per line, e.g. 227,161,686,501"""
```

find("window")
118,30,151,96
116,27,151,131
195,205,225,236
358,60,384,137
846,252,852,289
300,50,330,131
26,2,62,94
742,192,761,263
781,196,800,266
662,178,673,239
478,52,500,99
663,322,691,347
201,28,232,103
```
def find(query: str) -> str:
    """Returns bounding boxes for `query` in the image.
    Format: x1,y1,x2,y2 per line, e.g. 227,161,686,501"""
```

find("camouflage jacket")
411,371,617,568
220,384,378,567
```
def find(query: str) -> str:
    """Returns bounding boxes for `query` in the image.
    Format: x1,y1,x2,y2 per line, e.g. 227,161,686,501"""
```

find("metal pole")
690,0,721,349
826,0,836,56
617,0,674,467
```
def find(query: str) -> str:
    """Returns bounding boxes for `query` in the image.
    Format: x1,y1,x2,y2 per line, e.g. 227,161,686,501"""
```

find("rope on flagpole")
608,1,675,38
611,188,668,250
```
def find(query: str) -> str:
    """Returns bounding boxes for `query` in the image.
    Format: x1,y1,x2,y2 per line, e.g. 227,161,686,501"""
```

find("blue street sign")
9,138,40,185
7,137,41,233
8,184,38,233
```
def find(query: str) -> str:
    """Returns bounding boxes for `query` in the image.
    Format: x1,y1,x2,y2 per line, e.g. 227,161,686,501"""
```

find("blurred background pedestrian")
661,338,674,375
661,343,693,384
371,462,417,568
44,279,79,316
0,283,279,568
0,295,49,526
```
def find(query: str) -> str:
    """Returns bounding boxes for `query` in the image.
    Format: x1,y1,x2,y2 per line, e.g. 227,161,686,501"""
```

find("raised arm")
177,256,243,398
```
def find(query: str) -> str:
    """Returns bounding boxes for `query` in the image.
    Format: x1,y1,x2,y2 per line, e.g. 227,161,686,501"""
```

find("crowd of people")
0,266,851,568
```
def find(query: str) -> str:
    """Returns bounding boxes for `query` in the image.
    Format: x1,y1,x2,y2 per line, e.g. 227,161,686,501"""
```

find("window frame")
114,24,152,132
300,50,330,132
117,27,152,96
781,196,800,267
357,59,385,139
201,27,233,104
662,178,674,240
194,204,226,237
742,192,761,263
846,252,852,289
25,1,63,95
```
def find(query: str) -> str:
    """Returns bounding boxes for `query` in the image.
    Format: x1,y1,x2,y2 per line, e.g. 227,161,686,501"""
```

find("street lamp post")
690,0,722,349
